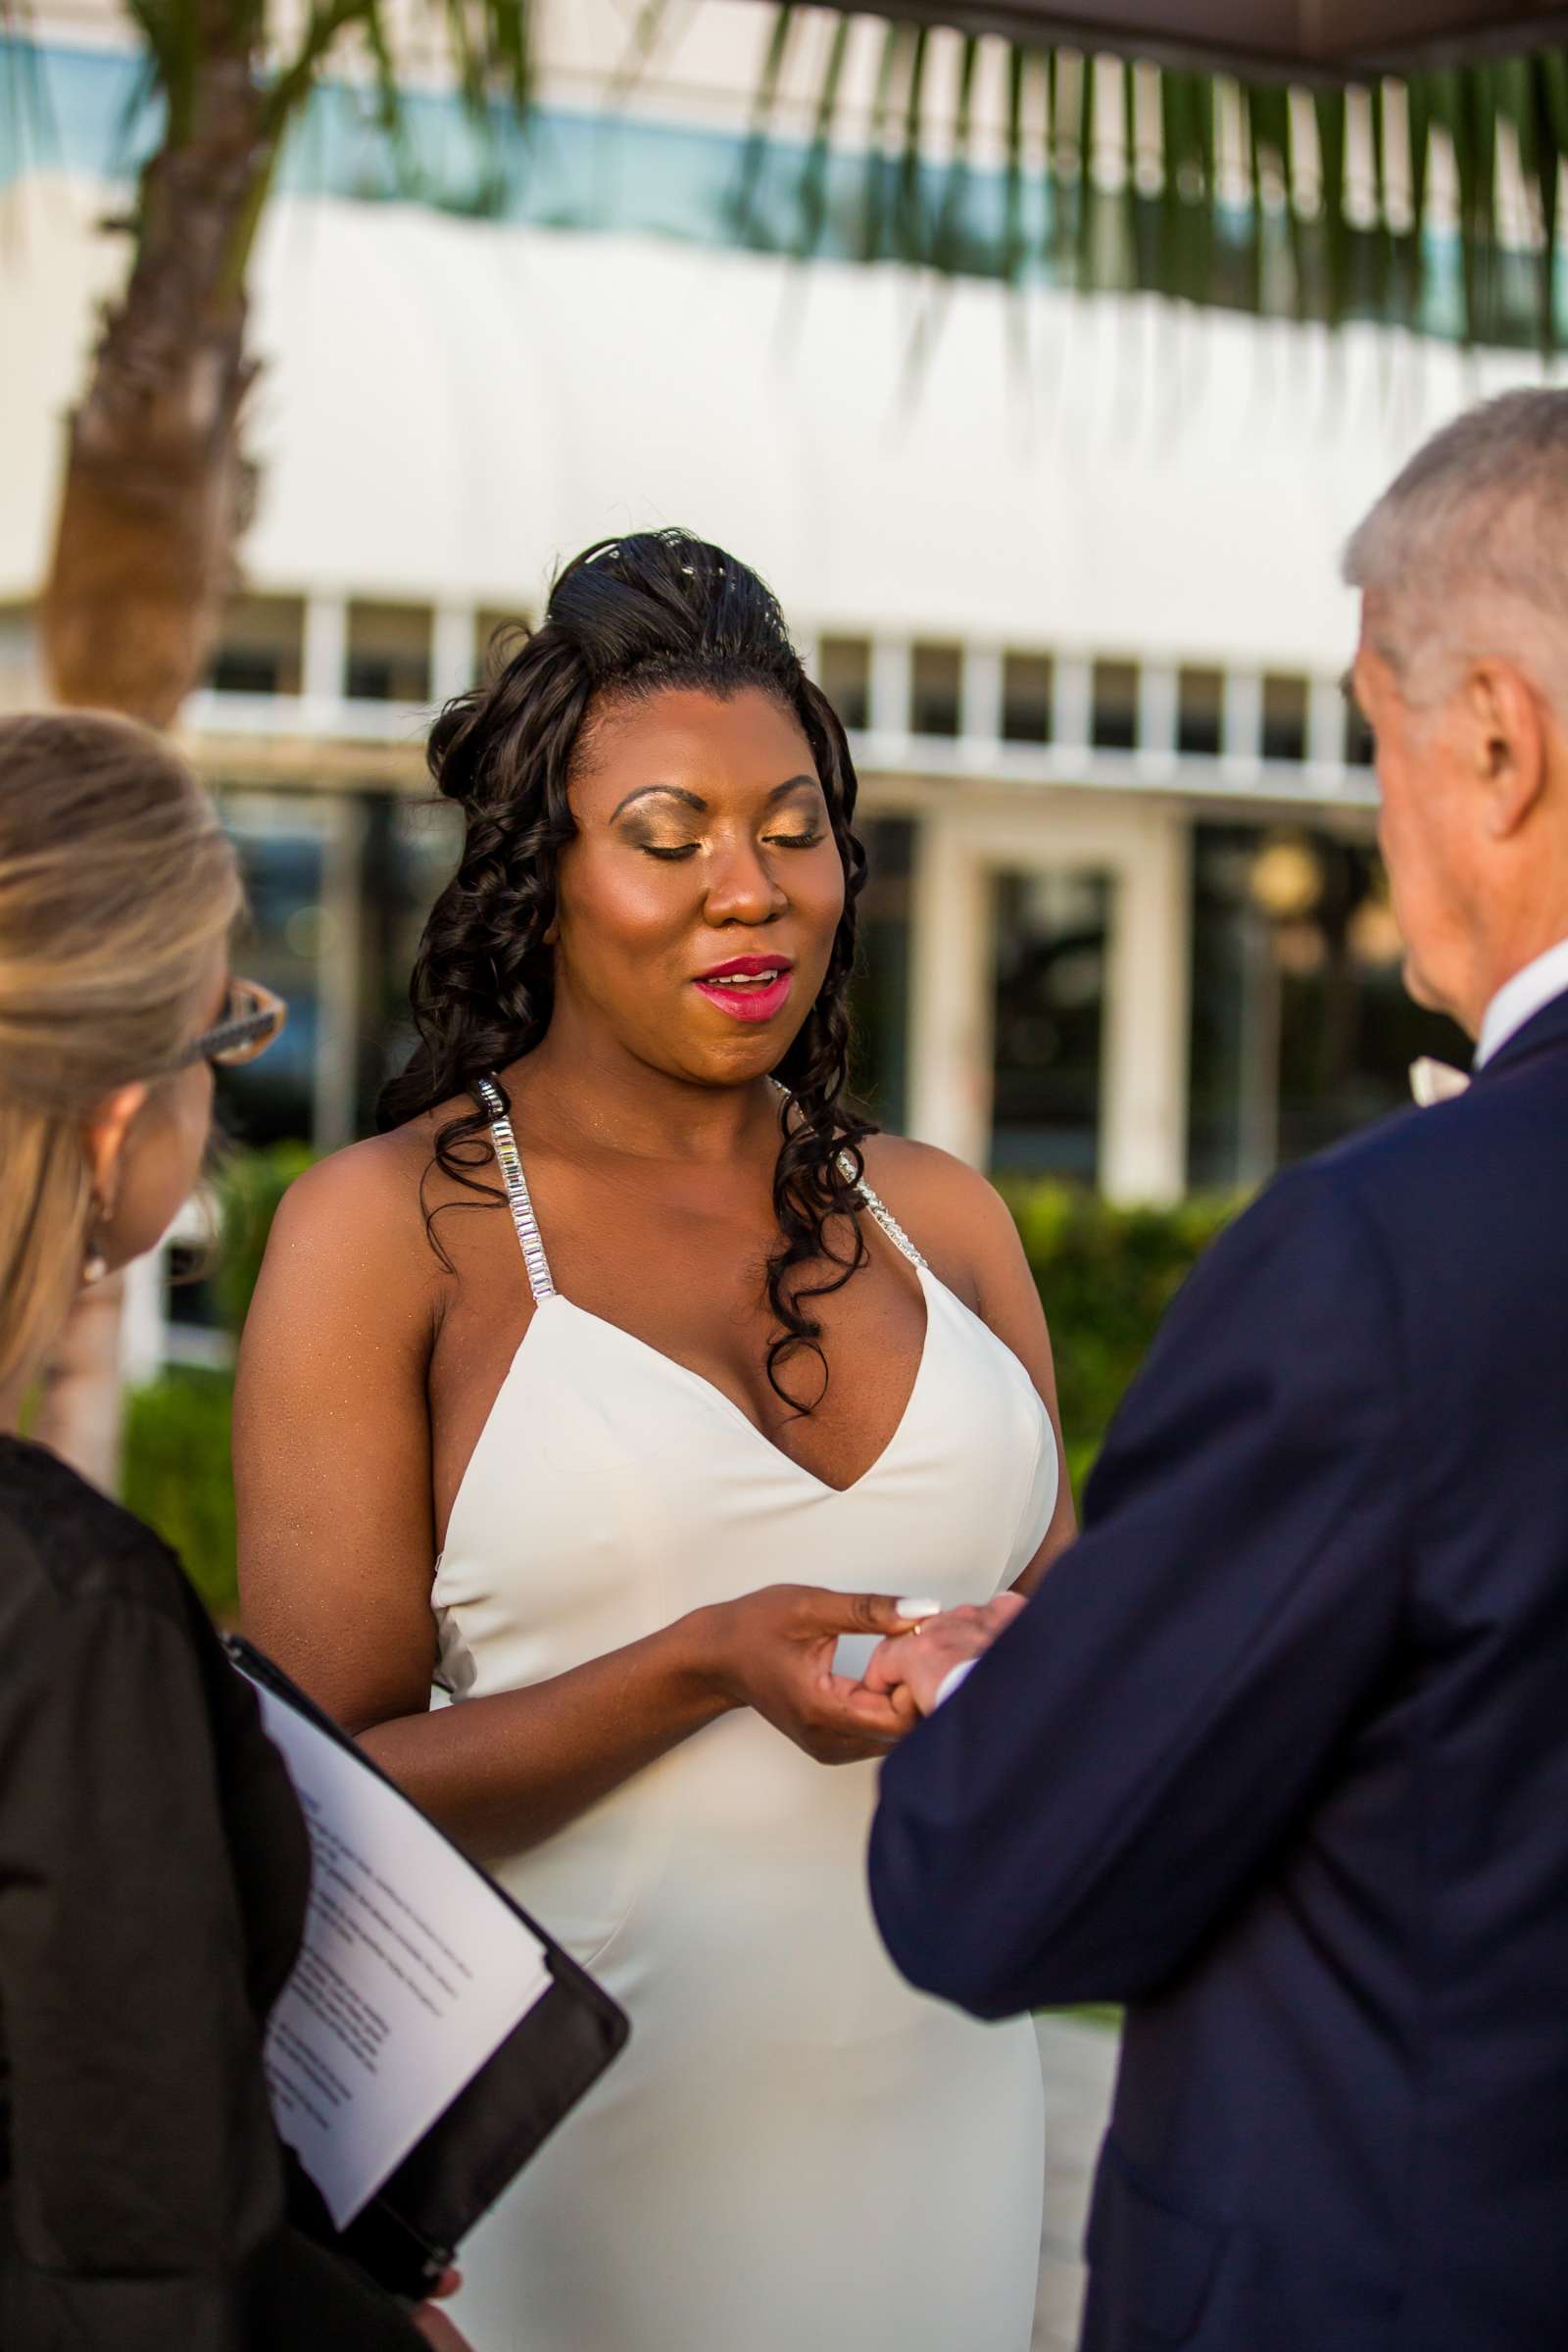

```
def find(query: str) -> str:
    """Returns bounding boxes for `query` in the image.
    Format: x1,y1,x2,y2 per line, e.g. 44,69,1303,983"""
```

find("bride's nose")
702,835,787,927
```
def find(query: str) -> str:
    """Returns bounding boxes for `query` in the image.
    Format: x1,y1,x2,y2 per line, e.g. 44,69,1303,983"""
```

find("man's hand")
861,1592,1028,1716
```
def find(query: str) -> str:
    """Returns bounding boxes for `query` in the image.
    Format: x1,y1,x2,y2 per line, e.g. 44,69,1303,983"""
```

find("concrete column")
1138,662,1179,778
1308,675,1347,773
314,797,365,1153
869,638,912,740
1054,655,1092,750
431,602,478,707
120,1246,167,1388
1101,809,1192,1203
1222,667,1263,774
303,592,348,719
961,644,1004,747
906,811,994,1166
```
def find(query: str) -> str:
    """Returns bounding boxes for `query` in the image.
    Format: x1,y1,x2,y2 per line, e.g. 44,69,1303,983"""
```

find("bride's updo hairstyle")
379,528,873,1409
0,712,239,1399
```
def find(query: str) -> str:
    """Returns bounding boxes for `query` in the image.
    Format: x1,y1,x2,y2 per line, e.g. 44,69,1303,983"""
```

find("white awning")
0,170,1548,669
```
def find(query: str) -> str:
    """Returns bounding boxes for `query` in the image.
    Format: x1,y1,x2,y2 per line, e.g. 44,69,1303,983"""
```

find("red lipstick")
692,953,795,1024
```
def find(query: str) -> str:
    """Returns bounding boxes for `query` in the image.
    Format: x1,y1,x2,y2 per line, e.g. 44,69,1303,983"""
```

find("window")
1091,661,1139,752
1177,666,1223,758
1002,652,1053,744
850,816,914,1131
911,643,961,737
1187,822,1466,1190
1262,674,1308,762
347,602,432,703
210,794,330,1147
818,636,870,732
1346,701,1376,766
990,868,1108,1183
208,596,304,697
476,609,530,684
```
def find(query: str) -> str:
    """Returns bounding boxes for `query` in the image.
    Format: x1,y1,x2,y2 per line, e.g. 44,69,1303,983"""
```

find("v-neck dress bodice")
436,1088,1057,2352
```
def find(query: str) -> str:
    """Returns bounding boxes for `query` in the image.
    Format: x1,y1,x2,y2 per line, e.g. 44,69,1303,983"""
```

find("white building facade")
2,0,1538,1216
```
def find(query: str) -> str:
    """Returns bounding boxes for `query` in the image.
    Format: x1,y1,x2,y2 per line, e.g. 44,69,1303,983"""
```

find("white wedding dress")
438,1089,1058,2352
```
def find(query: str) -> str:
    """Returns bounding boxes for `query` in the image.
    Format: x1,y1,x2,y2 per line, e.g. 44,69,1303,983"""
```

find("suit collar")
1472,983,1568,1084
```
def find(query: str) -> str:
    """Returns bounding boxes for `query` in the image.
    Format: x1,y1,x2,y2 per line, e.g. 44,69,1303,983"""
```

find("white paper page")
249,1679,553,2229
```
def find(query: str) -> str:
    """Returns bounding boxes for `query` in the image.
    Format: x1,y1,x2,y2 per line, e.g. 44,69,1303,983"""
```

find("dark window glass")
990,869,1107,1182
212,652,281,696
1262,674,1308,762
1186,821,1467,1189
1346,702,1376,765
1091,661,1138,752
346,603,432,704
1177,666,1223,758
477,610,530,684
1002,653,1053,744
211,805,327,1149
207,596,304,698
849,816,914,1131
818,636,870,733
911,643,961,737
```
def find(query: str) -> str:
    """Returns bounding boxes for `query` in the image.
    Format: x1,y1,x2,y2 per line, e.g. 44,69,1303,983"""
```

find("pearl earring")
82,1250,109,1287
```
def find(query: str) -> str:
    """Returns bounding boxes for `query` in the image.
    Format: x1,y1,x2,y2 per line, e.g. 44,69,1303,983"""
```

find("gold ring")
905,1619,925,1637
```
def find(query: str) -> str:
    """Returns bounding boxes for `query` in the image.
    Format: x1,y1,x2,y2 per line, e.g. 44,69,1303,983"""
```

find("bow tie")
1410,1056,1471,1105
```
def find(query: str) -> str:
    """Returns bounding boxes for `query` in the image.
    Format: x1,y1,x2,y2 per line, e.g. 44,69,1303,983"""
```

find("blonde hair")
0,712,240,1398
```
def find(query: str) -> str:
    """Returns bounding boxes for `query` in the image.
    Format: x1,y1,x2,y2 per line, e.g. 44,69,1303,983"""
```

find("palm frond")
757,7,1568,350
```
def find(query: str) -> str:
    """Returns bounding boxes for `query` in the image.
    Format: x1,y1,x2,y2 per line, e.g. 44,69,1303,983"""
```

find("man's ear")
80,1082,149,1218
1468,659,1546,841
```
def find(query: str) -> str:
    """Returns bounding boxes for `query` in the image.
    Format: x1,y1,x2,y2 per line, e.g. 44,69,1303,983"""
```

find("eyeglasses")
171,978,288,1072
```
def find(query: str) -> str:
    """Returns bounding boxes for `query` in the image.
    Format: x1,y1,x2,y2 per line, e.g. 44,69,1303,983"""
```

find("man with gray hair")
864,387,1568,2352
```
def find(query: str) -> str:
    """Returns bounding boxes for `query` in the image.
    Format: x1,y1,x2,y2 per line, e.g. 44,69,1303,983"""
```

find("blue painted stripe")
0,34,1528,342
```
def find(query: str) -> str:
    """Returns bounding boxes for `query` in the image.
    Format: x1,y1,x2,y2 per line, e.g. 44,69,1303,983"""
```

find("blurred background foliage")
123,1142,1240,1619
998,1180,1239,1495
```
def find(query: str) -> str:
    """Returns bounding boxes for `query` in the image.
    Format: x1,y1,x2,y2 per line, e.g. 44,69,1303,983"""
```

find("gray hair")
1344,387,1568,713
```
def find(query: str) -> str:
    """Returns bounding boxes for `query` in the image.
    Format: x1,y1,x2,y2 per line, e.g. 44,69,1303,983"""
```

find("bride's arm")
234,1141,912,1864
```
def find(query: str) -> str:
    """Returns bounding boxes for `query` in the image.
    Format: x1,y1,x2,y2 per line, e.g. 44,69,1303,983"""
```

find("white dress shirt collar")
1475,935,1568,1068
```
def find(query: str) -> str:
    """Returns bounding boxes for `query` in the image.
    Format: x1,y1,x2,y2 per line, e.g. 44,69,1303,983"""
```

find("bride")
235,530,1075,2350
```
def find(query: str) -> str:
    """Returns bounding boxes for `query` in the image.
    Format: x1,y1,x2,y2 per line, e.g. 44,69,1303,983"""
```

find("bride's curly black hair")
378,528,875,1412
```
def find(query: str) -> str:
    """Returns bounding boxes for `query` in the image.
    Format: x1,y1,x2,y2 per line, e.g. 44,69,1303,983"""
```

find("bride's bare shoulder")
858,1132,1028,1307
271,1091,495,1226
257,1090,502,1306
859,1130,1010,1229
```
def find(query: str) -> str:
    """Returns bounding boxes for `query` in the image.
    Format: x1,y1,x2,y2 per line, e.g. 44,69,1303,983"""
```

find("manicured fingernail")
896,1595,943,1620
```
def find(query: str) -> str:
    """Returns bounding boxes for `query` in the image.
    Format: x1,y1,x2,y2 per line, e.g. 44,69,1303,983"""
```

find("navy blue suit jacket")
870,989,1568,2352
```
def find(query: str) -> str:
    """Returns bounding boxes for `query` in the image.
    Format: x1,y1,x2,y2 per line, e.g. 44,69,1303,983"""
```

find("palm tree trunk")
42,48,275,723
35,44,274,1485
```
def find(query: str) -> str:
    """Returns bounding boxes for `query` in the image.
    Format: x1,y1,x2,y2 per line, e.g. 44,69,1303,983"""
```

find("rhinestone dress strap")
836,1150,929,1273
475,1077,557,1304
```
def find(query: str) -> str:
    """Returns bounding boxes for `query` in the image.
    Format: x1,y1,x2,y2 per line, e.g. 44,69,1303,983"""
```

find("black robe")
0,1435,423,2350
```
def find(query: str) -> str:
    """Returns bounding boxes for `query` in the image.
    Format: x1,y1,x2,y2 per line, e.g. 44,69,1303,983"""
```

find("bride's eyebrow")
611,785,708,820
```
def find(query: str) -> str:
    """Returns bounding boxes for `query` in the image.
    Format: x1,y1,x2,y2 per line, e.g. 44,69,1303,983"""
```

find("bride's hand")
695,1586,922,1763
861,1591,1028,1717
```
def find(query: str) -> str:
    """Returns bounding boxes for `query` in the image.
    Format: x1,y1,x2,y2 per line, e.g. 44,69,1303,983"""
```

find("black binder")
227,1637,630,2300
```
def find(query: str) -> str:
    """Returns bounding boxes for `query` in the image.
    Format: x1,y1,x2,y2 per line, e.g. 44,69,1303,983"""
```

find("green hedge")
122,1366,238,1620
998,1181,1241,1498
122,1143,313,1623
122,1159,1241,1616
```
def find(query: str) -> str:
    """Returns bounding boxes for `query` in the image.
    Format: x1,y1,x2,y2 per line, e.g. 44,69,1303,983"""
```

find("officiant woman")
0,712,463,2352
235,531,1077,2352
